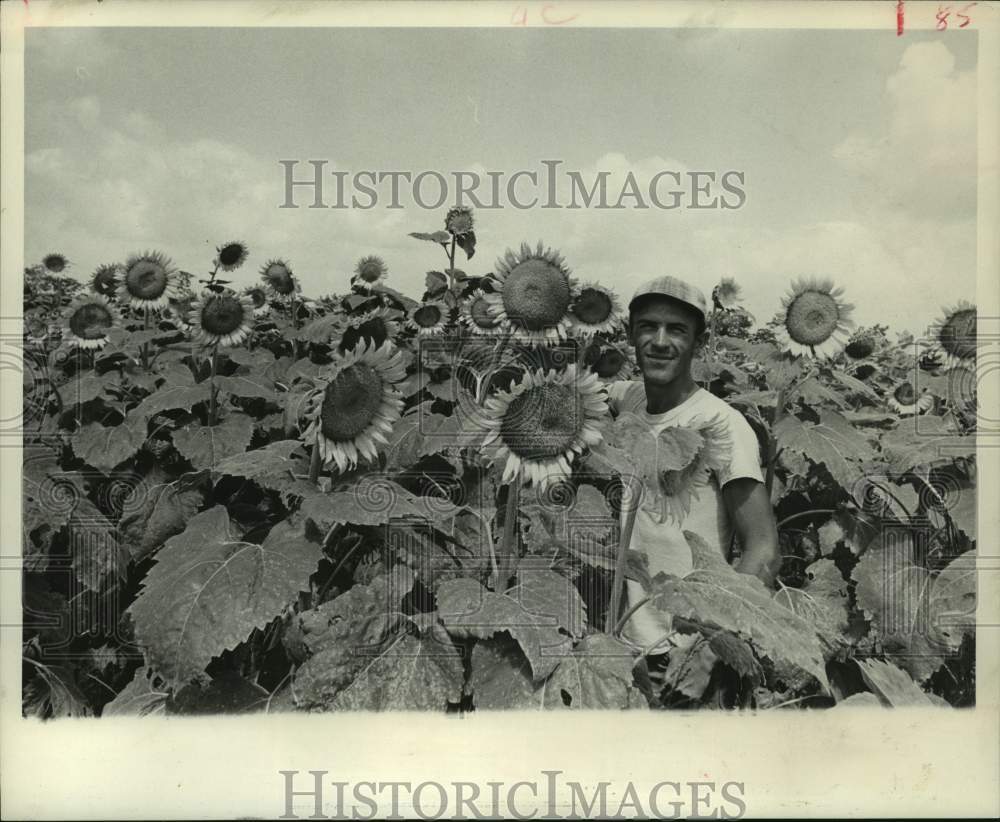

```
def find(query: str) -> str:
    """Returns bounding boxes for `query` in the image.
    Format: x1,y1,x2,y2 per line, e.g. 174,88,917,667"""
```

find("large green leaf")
647,531,830,691
118,474,206,563
300,477,460,529
773,559,850,648
879,416,974,474
211,439,302,479
774,410,872,491
132,383,211,423
171,413,255,470
129,508,322,688
71,415,146,473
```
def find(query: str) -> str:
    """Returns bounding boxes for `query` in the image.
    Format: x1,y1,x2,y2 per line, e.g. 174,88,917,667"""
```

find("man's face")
629,298,706,386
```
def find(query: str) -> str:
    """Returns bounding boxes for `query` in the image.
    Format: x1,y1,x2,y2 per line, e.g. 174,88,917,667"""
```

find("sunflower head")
489,241,574,344
713,277,743,309
42,253,69,273
301,340,407,473
165,293,196,331
776,277,854,357
889,381,934,416
588,345,633,382
260,259,299,299
482,366,607,488
844,333,877,360
338,307,400,354
62,294,119,349
445,206,475,235
460,288,503,336
407,301,449,337
90,264,120,298
930,301,977,367
118,251,180,310
353,256,389,292
852,363,877,380
569,282,622,336
243,285,270,317
216,241,249,272
191,289,254,348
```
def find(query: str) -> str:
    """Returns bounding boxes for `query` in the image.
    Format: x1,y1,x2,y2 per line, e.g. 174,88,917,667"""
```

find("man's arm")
722,477,780,587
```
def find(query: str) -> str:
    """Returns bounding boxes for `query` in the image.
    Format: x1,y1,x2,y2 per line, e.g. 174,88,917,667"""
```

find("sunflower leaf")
856,659,939,707
215,375,278,401
118,474,207,563
171,413,255,470
455,230,477,259
299,477,461,529
129,508,322,689
132,383,211,423
647,531,830,691
773,410,871,491
294,313,345,343
879,416,974,474
71,415,146,473
211,439,303,480
409,230,452,245
425,271,449,297
541,633,647,709
470,638,541,709
102,668,168,717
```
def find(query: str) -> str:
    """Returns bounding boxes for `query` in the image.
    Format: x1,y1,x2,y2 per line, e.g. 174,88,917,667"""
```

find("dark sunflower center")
572,288,614,325
69,303,113,339
500,383,584,459
786,291,839,346
201,296,246,334
894,382,915,404
125,262,168,299
501,260,571,331
43,255,67,273
470,297,497,328
854,364,876,380
447,209,474,234
339,318,389,354
939,309,976,360
358,263,383,283
246,288,266,308
413,305,443,328
593,349,626,378
845,338,875,359
264,265,295,294
93,268,118,295
218,244,245,266
319,364,384,440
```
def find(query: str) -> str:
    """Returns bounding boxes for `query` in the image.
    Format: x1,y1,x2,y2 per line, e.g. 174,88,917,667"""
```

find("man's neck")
643,374,699,415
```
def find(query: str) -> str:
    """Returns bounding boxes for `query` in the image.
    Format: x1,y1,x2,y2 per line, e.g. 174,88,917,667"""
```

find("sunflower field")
21,209,978,716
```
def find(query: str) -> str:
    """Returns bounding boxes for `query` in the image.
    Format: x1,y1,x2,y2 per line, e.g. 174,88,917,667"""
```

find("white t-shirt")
606,381,764,650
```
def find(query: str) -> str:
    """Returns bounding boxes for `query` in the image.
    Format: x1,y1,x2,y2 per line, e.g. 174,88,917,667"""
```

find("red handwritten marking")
957,1,976,27
541,4,579,25
511,5,528,26
511,4,579,26
896,0,905,36
937,2,976,30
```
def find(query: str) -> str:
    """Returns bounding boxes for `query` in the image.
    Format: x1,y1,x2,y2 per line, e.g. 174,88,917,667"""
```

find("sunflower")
300,340,407,472
445,205,474,236
190,289,254,347
117,251,181,311
568,282,622,336
260,259,299,301
927,301,977,368
42,253,69,273
407,301,450,336
352,255,388,292
62,294,120,349
338,307,400,354
487,241,575,345
243,285,271,318
164,293,196,332
844,332,877,360
888,381,933,416
849,362,879,381
482,365,607,488
90,264,121,298
586,343,633,382
216,241,249,272
712,277,743,310
775,277,854,358
459,288,503,337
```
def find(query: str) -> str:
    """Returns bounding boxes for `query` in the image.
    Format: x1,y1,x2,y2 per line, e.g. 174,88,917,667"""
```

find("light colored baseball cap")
628,275,708,323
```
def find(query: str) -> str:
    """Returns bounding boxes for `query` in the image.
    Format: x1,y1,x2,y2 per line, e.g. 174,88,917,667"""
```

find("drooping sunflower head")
165,293,196,331
338,307,400,354
190,289,254,348
844,332,877,360
445,205,474,235
713,277,743,309
216,241,249,272
851,362,878,381
90,264,121,298
489,241,574,345
301,340,407,473
775,277,854,358
888,381,934,416
929,301,977,368
482,366,607,488
42,253,69,273
459,288,503,336
260,259,299,300
243,285,270,317
586,344,634,382
62,294,120,349
353,255,389,292
569,282,622,337
407,301,449,337
117,251,180,311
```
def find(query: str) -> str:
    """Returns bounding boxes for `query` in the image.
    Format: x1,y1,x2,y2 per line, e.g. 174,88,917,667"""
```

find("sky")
24,26,978,335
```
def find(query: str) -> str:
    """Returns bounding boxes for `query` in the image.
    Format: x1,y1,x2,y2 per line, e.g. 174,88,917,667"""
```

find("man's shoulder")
607,380,645,413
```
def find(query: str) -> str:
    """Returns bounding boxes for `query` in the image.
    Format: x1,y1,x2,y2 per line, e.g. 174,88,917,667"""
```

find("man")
608,275,780,651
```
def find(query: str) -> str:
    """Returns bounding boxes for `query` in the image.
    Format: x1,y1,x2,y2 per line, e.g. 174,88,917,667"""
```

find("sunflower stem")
477,330,512,405
208,342,219,426
764,387,787,498
605,476,640,634
308,438,322,484
140,307,151,370
498,481,520,590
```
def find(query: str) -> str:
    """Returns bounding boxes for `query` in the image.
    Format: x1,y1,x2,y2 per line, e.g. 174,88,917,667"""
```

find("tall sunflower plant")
22,215,977,717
